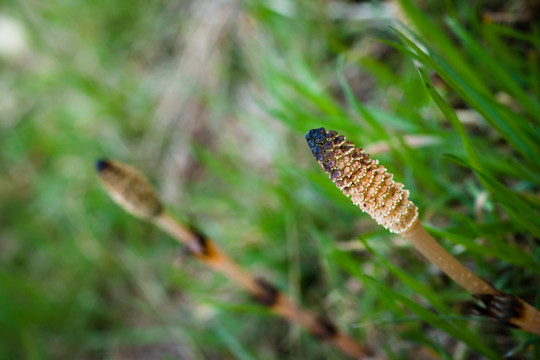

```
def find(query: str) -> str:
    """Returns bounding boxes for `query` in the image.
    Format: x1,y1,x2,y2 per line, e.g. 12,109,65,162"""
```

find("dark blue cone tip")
305,128,326,162
95,159,111,172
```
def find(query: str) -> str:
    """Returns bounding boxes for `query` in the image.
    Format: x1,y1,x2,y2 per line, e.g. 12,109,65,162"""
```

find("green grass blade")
361,276,499,359
446,18,540,121
391,27,540,165
417,68,482,171
443,153,540,238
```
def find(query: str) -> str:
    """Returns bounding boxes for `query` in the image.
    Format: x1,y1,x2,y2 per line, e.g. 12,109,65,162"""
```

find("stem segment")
402,221,497,295
402,221,540,335
97,159,369,359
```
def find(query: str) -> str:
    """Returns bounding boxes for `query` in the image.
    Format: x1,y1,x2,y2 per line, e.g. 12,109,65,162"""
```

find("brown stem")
97,159,369,359
155,211,368,358
511,301,540,335
155,212,266,296
401,221,497,295
402,221,540,336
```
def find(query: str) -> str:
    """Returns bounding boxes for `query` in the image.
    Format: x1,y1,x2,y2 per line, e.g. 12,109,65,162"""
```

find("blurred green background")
1,0,540,359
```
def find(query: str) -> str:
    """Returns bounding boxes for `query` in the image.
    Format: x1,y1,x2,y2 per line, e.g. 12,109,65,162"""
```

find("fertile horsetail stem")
96,159,368,359
306,128,540,336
